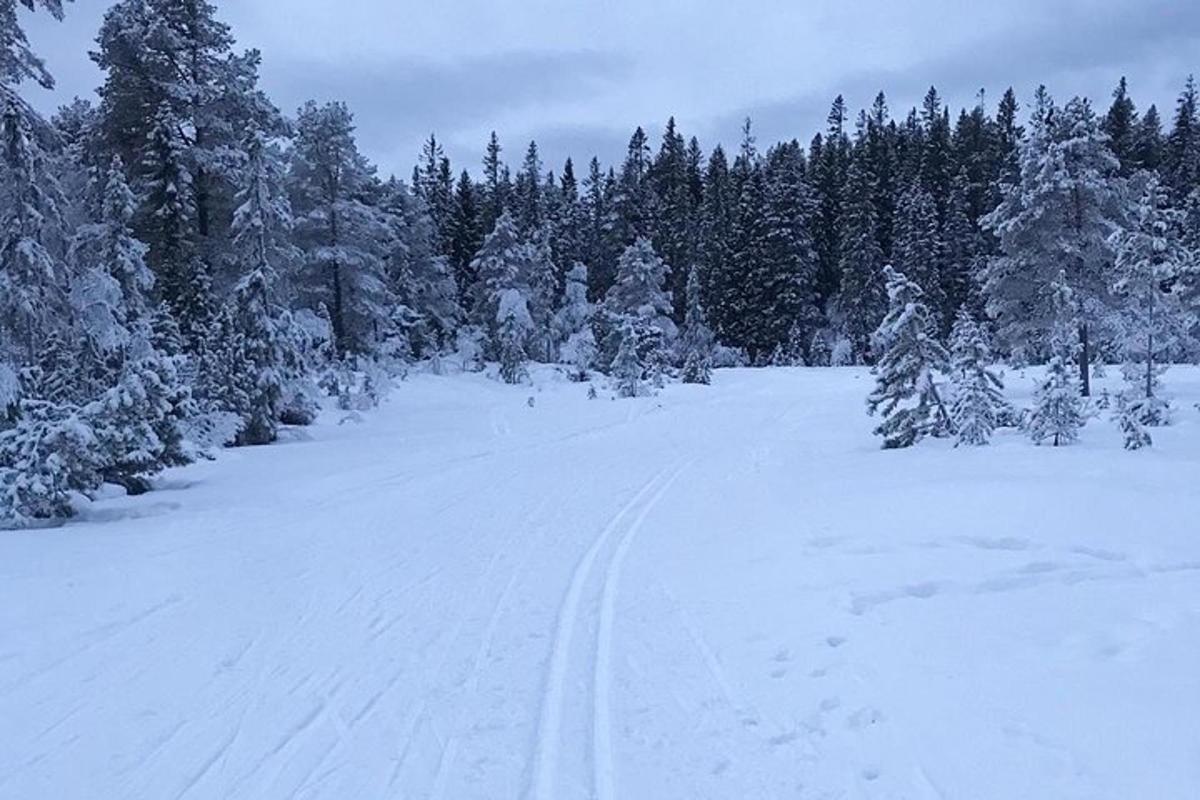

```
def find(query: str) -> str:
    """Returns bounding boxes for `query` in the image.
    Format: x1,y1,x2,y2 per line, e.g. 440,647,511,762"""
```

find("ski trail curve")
593,460,691,800
527,464,675,800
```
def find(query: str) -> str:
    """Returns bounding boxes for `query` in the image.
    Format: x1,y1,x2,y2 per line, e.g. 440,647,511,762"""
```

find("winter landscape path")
2,367,1199,799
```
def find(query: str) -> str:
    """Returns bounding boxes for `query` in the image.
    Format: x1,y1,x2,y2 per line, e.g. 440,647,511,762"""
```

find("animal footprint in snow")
826,635,846,648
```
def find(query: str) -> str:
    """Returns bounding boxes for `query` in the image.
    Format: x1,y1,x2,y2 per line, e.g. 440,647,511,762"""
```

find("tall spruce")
866,266,951,449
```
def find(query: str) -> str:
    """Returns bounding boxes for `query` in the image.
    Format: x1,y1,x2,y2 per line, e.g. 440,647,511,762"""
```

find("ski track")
592,461,691,800
528,462,679,800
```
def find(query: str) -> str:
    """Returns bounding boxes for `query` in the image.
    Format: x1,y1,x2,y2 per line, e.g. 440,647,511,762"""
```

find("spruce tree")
495,288,532,384
866,266,951,449
982,95,1123,394
0,91,70,370
289,101,392,357
611,321,644,398
1109,176,1194,426
1029,348,1085,447
680,267,715,385
604,237,675,344
836,154,886,361
1028,280,1086,446
1165,76,1200,201
555,262,595,380
893,181,945,330
1102,77,1140,175
948,310,1005,446
468,211,524,350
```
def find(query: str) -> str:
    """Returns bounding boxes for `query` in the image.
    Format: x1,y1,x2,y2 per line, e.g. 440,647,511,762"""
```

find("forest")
3,0,1200,525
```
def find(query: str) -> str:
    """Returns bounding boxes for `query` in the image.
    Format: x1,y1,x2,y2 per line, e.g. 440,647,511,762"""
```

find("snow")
3,365,1200,799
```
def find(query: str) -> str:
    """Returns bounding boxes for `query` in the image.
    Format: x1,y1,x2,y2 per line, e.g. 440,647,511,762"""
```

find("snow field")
2,365,1199,799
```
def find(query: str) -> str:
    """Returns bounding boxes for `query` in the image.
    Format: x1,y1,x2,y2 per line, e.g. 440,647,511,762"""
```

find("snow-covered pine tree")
680,267,715,384
141,99,215,351
525,228,560,363
1113,392,1152,450
468,211,524,351
603,237,675,370
0,399,99,526
1,0,71,91
948,309,1006,446
555,262,595,380
866,266,952,449
383,180,461,359
495,288,532,385
611,321,645,398
837,154,886,362
1028,278,1086,446
893,181,945,331
1109,175,1194,427
754,142,821,360
0,91,71,377
289,101,393,358
1029,347,1085,447
982,95,1124,394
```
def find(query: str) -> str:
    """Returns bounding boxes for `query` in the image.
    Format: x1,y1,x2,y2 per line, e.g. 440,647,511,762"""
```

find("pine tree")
468,211,524,350
1029,350,1085,447
836,154,886,361
699,145,735,341
141,100,214,351
1,91,71,371
0,399,99,525
525,228,559,362
612,127,655,248
680,267,715,385
413,133,454,256
1165,76,1200,201
1102,77,1140,175
289,101,391,358
449,170,483,306
1028,280,1086,446
893,181,945,329
611,321,644,398
1112,392,1151,450
982,95,1123,394
1134,105,1165,172
480,131,509,233
948,310,1005,446
866,267,951,449
1,0,70,91
756,142,821,359
1109,175,1194,426
555,262,594,380
812,97,850,301
513,140,544,235
495,288,532,384
605,237,675,344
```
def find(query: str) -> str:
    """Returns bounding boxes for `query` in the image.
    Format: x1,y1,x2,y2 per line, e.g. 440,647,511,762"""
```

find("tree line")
3,0,1199,523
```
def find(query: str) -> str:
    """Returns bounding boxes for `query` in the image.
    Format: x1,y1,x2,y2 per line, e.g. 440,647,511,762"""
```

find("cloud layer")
21,0,1200,176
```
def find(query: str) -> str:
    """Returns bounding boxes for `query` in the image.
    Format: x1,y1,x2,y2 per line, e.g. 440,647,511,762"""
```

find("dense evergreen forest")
3,0,1200,523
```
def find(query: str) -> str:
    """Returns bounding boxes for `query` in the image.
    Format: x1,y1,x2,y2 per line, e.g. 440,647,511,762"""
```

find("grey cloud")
712,1,1200,156
261,50,633,177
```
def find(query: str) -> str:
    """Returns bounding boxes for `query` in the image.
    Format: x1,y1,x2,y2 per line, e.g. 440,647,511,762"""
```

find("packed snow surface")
2,366,1199,799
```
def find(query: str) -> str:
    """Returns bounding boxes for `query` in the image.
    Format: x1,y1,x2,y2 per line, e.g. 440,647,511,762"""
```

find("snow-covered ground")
2,366,1200,800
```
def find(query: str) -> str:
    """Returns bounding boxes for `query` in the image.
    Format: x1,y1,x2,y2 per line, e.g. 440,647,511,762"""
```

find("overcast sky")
21,1,1200,179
